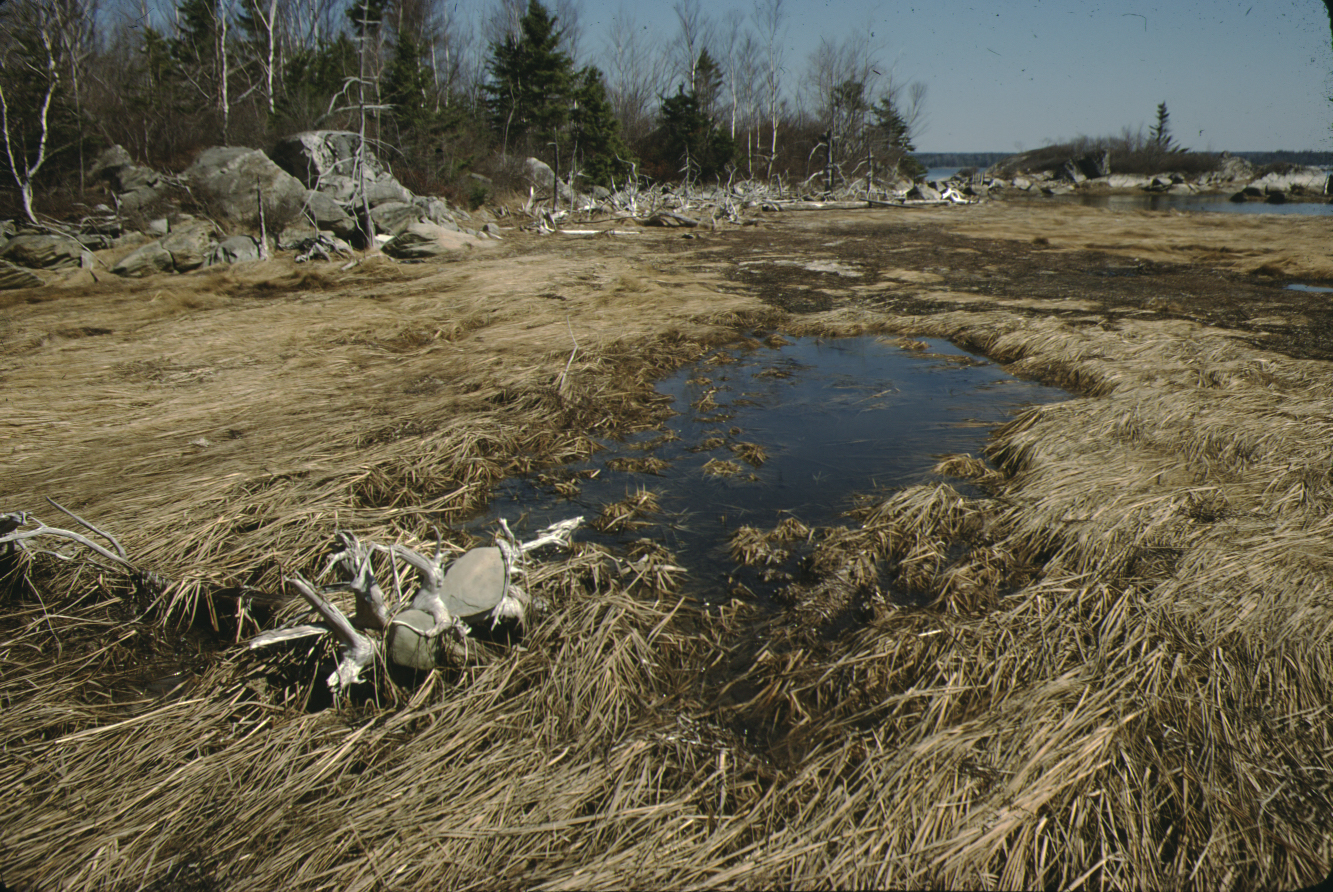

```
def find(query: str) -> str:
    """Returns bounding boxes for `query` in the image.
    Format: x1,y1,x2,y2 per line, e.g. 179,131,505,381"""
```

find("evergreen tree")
568,65,634,188
486,0,573,158
275,35,358,129
383,35,434,134
872,94,924,180
656,80,734,182
1151,101,1174,150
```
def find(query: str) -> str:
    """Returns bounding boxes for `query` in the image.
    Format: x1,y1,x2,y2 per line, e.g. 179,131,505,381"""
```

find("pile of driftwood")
2,501,581,692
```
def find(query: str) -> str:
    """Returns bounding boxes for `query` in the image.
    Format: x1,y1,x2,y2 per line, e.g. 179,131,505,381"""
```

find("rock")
271,130,418,214
481,222,503,239
1055,160,1086,184
1106,174,1150,189
522,156,575,201
271,130,393,188
159,220,217,271
298,189,357,239
0,234,92,270
1265,190,1288,205
91,145,166,212
210,235,263,265
0,260,43,289
1011,176,1032,190
369,201,424,236
1252,166,1327,194
436,547,509,618
185,146,308,224
111,242,175,277
386,609,440,671
906,183,941,201
1229,190,1249,203
1075,150,1110,180
1042,183,1075,196
1214,153,1255,182
363,177,414,207
382,222,488,260
148,218,170,236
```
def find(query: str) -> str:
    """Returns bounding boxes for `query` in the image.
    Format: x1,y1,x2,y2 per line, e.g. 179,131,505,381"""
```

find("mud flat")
2,201,1332,889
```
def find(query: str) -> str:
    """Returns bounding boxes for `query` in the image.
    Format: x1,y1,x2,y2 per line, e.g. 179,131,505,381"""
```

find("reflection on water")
470,336,1067,602
1067,192,1333,216
1286,283,1333,293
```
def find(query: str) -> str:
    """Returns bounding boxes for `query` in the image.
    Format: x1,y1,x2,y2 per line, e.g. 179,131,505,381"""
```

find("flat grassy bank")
2,203,1331,889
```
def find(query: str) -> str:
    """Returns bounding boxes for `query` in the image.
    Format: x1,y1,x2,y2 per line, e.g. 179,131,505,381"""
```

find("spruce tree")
486,0,573,158
568,65,633,188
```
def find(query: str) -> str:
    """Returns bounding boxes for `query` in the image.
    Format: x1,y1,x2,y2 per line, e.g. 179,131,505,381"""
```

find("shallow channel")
470,335,1068,605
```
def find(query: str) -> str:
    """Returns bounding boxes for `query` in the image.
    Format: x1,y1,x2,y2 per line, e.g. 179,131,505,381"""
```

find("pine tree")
872,95,924,180
486,0,573,158
656,79,734,182
568,65,634,188
1150,101,1174,150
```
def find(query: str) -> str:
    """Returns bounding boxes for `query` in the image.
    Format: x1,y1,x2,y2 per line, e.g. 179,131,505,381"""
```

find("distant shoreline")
916,150,1333,169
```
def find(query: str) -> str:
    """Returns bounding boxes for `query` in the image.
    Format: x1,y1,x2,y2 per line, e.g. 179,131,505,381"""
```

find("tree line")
0,0,928,220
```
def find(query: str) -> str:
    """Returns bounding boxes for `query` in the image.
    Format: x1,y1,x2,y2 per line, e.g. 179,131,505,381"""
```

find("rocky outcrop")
0,260,44,289
0,234,93,270
521,156,576,202
91,145,168,212
185,147,308,224
111,218,220,277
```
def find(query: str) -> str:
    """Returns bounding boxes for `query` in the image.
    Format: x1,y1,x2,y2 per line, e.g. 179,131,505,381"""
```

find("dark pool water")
470,335,1068,602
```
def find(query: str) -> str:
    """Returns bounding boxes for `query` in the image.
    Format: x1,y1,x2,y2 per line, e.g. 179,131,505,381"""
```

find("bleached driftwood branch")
0,499,170,596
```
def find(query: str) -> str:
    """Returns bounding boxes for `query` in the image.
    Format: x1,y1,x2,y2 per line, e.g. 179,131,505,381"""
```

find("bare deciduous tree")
0,0,66,222
753,0,785,177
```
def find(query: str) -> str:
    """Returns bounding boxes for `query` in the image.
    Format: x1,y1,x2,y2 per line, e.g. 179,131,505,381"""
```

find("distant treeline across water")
916,151,1333,170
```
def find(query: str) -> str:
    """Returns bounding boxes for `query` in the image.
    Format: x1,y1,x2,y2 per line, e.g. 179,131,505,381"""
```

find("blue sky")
570,0,1333,152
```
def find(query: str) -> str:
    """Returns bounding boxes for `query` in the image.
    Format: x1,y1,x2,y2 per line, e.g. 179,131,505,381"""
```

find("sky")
567,0,1333,152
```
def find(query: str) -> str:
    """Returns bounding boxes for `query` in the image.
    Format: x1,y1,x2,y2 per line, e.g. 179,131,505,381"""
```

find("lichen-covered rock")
91,145,167,212
111,242,175,277
299,189,357,239
210,235,264,265
185,146,308,224
159,219,217,271
0,234,93,270
0,260,43,289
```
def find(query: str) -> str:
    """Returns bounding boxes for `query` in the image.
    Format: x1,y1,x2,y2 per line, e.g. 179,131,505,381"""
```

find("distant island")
917,151,1333,170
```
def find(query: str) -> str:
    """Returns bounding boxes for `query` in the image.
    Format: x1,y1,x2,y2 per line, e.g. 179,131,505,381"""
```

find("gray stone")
91,145,167,212
522,156,575,201
1075,150,1110,180
369,201,424,236
1106,174,1150,189
906,183,941,201
438,547,508,618
1055,160,1086,184
364,177,414,207
299,189,357,239
111,242,175,277
382,222,488,260
0,234,92,270
210,235,264,265
386,609,439,670
271,130,394,188
159,220,217,271
148,218,170,236
1265,190,1288,205
0,260,43,289
185,146,308,224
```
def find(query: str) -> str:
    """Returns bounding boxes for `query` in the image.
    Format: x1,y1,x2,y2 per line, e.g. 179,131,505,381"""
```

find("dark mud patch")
712,217,1333,360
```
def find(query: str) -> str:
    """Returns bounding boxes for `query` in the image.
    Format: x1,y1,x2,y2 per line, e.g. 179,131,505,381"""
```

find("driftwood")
249,516,583,690
0,499,169,601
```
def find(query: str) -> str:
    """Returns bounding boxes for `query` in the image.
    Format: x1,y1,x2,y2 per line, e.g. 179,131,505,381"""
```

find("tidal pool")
471,335,1068,603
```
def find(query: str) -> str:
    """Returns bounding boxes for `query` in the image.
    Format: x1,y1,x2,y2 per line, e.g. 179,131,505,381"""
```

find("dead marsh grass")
4,208,1333,889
